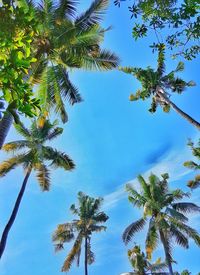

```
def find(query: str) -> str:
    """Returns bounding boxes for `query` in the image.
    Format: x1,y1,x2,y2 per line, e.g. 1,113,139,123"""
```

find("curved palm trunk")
0,167,32,259
0,110,13,149
84,236,88,275
159,230,174,275
157,89,200,130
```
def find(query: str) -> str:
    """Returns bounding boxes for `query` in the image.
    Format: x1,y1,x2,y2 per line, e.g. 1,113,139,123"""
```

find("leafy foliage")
184,139,200,189
0,1,40,117
53,191,108,272
114,0,200,60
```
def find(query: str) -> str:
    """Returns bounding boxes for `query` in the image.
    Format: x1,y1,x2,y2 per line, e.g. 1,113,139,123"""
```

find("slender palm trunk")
0,110,13,149
0,167,32,259
84,236,88,275
159,229,174,275
156,88,200,130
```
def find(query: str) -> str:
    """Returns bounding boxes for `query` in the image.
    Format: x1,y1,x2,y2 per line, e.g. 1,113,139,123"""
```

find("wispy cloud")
103,145,193,210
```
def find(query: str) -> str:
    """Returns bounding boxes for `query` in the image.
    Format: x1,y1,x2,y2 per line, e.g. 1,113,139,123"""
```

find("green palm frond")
93,212,108,223
138,175,151,198
35,163,50,191
170,225,189,248
89,225,107,232
172,220,200,247
184,161,199,170
44,126,63,141
53,65,82,105
54,0,77,19
157,46,166,77
122,218,147,245
172,202,200,214
75,0,109,29
81,49,119,71
61,233,82,272
43,146,75,170
146,218,159,259
72,24,106,46
165,207,188,222
14,122,31,138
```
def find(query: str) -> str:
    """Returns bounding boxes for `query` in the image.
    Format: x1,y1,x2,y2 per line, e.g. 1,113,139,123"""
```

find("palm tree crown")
119,44,200,129
30,0,119,123
122,173,200,275
0,119,74,190
52,191,108,273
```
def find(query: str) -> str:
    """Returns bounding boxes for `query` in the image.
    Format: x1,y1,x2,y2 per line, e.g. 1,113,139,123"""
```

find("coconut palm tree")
184,139,200,189
0,0,119,148
0,119,75,259
122,173,200,275
31,0,119,123
119,44,200,130
52,191,108,274
127,245,168,275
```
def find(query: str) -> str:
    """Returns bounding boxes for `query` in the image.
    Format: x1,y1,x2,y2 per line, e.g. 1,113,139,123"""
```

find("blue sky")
0,1,200,274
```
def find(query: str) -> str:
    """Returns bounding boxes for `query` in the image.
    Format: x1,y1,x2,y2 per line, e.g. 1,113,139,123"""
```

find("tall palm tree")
122,173,200,275
127,245,168,275
119,44,200,130
31,0,119,123
0,0,119,148
52,191,108,275
184,139,200,189
0,119,75,259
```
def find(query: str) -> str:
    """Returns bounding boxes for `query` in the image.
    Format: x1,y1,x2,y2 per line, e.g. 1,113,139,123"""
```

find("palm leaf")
61,232,83,272
14,122,31,138
75,0,109,29
35,163,50,191
0,154,26,177
122,218,147,245
172,202,200,214
43,146,75,170
2,140,31,152
54,0,77,19
81,49,119,71
170,225,189,248
165,207,188,222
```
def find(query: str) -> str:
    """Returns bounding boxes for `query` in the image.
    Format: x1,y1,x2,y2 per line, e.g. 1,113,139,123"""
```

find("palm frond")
35,163,51,191
2,140,31,153
170,225,189,248
122,218,147,245
52,223,75,243
81,49,119,71
93,212,109,223
172,220,200,247
172,202,200,214
166,207,188,222
14,122,31,138
44,126,63,141
43,146,75,170
75,0,109,29
61,233,83,272
0,155,26,177
54,66,82,105
54,0,77,19
145,218,159,259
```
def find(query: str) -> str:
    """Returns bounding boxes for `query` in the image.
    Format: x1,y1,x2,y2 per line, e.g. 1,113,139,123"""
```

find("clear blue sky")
0,1,200,275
